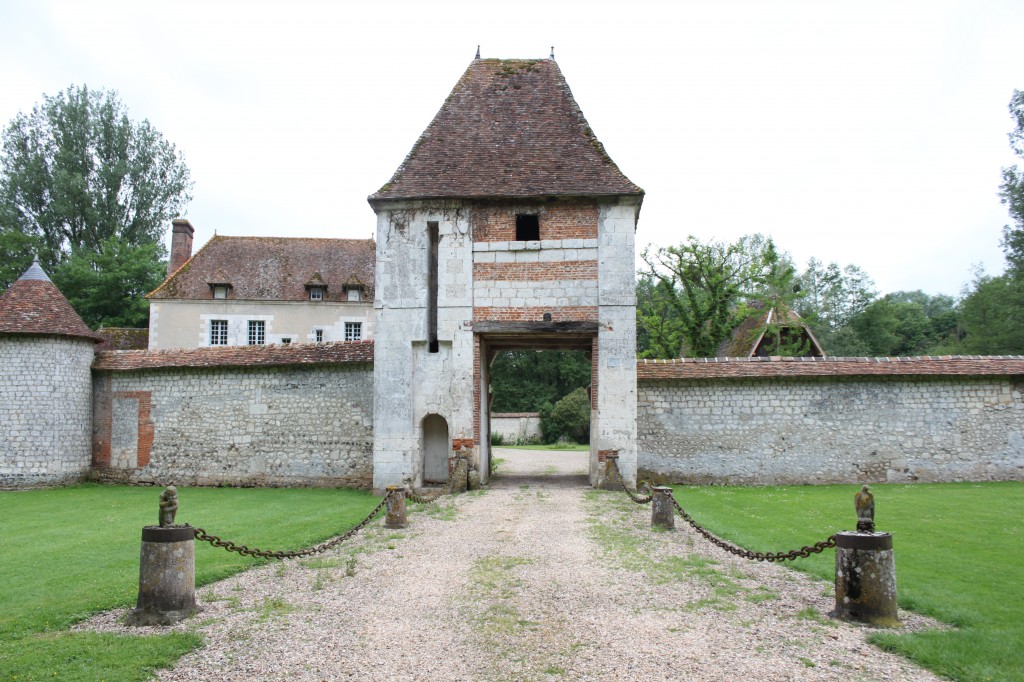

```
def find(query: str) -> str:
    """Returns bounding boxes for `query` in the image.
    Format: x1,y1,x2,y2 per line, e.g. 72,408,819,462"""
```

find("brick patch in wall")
452,438,474,451
94,390,153,469
473,260,597,281
598,449,618,462
472,204,598,242
473,306,598,322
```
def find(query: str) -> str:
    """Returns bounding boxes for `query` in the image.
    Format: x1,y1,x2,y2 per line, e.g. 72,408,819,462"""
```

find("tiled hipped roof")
638,356,1024,379
370,59,644,201
93,340,374,371
0,261,103,342
148,236,375,301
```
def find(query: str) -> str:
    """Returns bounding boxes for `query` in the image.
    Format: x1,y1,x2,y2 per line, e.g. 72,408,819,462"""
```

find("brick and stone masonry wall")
0,336,95,488
637,357,1024,485
92,343,375,488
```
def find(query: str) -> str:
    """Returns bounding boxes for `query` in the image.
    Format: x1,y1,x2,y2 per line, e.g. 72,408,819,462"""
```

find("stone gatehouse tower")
368,57,643,489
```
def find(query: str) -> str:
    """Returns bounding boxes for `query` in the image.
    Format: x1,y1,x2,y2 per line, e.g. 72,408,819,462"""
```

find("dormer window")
304,273,328,301
342,273,366,302
209,282,232,299
515,214,540,241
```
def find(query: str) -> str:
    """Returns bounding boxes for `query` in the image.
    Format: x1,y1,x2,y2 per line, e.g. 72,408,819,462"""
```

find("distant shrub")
490,432,505,446
540,388,590,444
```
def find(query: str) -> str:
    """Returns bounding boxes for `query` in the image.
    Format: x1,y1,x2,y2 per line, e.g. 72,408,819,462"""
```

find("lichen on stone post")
384,486,408,528
651,486,675,530
832,487,898,628
125,487,198,626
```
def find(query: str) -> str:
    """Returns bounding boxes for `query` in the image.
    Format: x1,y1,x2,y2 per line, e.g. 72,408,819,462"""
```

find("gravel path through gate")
83,448,942,681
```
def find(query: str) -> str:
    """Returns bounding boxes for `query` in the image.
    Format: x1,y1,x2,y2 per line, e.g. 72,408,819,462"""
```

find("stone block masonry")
0,336,95,488
637,357,1024,485
92,343,375,488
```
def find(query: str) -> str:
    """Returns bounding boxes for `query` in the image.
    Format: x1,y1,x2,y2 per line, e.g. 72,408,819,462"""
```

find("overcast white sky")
1,1,1022,296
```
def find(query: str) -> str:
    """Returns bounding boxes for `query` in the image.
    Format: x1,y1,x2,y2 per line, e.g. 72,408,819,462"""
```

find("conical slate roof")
370,58,644,201
0,259,103,342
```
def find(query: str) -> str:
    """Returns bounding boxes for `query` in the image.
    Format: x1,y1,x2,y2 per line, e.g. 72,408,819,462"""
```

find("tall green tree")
50,237,167,328
797,258,876,336
0,85,192,317
638,234,781,358
957,268,1024,355
999,89,1024,275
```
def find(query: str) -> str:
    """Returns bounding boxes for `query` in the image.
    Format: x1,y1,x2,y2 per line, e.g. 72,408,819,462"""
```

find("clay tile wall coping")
93,340,375,371
637,355,1024,380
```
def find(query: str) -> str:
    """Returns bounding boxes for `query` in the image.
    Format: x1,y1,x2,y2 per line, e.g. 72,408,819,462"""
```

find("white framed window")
210,320,228,346
281,337,291,345
309,287,323,301
314,329,324,343
344,321,362,341
213,285,228,299
248,320,265,345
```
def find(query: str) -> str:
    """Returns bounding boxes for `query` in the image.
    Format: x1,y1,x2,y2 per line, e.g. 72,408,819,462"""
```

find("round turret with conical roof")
0,259,102,488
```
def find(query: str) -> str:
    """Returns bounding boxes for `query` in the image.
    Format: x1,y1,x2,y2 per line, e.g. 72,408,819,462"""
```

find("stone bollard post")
651,486,675,530
832,486,898,627
384,486,408,529
597,451,620,490
451,455,469,494
833,531,899,627
126,525,198,626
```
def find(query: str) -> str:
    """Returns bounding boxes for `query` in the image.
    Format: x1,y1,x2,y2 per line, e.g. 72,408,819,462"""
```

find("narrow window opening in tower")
515,214,540,241
427,221,439,353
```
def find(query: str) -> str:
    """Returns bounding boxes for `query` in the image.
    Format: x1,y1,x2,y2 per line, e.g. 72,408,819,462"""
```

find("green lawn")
0,484,379,681
671,481,1024,682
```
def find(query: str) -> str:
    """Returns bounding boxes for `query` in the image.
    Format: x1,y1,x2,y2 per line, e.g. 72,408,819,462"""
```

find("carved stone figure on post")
159,485,178,527
854,484,875,533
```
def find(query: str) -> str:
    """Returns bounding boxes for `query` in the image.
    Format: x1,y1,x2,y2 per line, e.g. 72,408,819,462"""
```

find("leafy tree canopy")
638,234,786,358
0,85,192,316
999,89,1024,276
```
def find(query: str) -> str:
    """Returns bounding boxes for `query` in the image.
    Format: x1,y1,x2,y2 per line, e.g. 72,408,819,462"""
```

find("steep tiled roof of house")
148,236,376,301
716,303,824,358
0,260,103,342
638,355,1024,380
93,340,374,370
370,58,644,201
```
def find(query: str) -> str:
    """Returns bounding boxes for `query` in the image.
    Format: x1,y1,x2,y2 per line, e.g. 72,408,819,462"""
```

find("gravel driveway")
84,448,942,681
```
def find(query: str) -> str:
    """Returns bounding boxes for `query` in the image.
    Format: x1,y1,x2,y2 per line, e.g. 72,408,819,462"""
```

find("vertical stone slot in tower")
427,221,439,353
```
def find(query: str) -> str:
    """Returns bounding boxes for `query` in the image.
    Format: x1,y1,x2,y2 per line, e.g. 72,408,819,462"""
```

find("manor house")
2,56,1022,490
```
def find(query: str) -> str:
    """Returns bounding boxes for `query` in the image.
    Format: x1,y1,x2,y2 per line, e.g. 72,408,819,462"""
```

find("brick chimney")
168,219,195,276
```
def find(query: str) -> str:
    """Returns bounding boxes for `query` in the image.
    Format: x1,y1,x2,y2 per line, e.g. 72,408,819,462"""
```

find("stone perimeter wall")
490,413,542,443
0,336,95,488
637,374,1024,485
92,362,374,488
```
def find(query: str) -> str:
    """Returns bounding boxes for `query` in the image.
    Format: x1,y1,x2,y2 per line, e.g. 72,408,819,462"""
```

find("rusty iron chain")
608,458,653,505
669,495,837,562
191,489,392,561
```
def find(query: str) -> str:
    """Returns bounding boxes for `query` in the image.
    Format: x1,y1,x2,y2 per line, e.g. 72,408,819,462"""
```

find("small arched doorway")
422,414,450,484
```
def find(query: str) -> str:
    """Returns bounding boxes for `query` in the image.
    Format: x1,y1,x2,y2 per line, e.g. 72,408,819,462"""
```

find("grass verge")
0,483,380,681
670,481,1023,682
